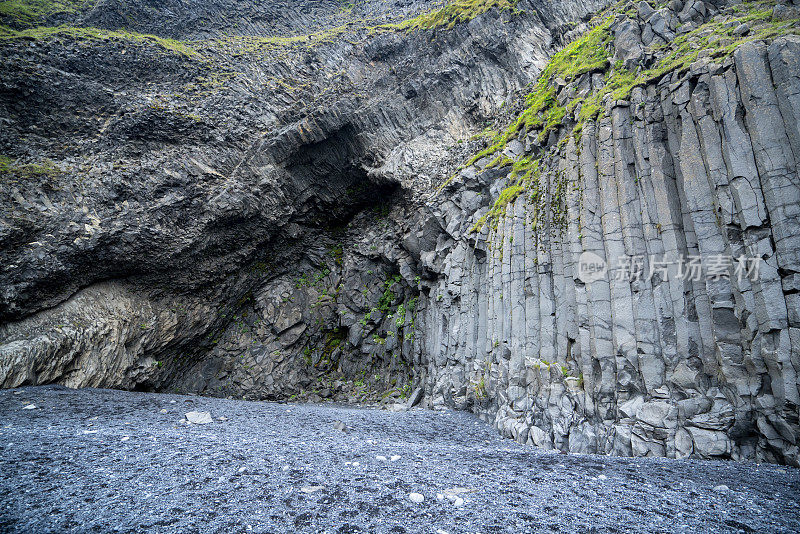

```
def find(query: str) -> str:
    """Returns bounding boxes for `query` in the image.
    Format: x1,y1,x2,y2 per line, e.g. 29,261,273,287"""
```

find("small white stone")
282,465,290,471
713,484,729,492
436,529,449,534
83,430,98,434
121,436,130,442
408,492,424,503
436,493,444,501
390,455,401,461
238,467,246,473
376,455,387,461
160,409,168,414
185,411,213,424
598,474,607,480
22,404,36,410
301,485,324,494
453,497,464,507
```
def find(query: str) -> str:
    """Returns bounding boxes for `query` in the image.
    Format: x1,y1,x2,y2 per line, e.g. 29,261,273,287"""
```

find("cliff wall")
1,0,799,464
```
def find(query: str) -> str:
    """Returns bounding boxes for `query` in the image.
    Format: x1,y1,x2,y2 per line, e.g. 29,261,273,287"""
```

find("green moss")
0,155,62,178
462,15,614,169
465,136,507,166
205,23,352,55
378,274,402,312
470,158,538,234
329,244,344,266
0,0,89,27
0,7,353,57
394,302,406,327
568,3,800,122
383,0,520,32
0,23,200,56
460,0,799,214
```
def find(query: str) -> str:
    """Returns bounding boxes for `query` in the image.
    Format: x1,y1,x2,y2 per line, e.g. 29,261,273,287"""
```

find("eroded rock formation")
1,0,799,464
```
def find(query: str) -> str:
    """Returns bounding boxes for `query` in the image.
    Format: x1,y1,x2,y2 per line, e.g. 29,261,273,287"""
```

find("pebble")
4,386,797,532
376,455,387,461
301,486,324,494
598,474,607,480
732,23,749,36
22,404,36,410
714,485,729,492
185,411,213,424
160,409,168,414
408,492,424,503
333,420,347,432
390,455,401,461
121,436,130,442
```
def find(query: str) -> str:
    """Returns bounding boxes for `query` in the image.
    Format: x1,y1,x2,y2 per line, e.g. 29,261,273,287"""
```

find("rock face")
1,0,799,464
416,2,800,466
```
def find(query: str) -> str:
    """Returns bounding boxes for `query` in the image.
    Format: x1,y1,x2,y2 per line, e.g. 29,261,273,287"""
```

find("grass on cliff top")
0,0,522,59
382,0,520,32
0,20,354,59
0,23,201,56
0,0,90,27
572,2,800,122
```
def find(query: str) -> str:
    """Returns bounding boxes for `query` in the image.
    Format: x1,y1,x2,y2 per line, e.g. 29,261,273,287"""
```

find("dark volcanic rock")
1,385,799,533
1,0,800,468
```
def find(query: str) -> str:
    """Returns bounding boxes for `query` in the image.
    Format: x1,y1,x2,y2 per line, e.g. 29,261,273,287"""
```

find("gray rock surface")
1,0,800,467
1,385,799,533
410,3,800,467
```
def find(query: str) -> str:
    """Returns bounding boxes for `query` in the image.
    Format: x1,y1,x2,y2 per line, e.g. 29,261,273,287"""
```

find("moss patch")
0,23,201,56
470,157,539,234
381,0,520,32
0,0,90,27
460,0,799,231
0,155,62,179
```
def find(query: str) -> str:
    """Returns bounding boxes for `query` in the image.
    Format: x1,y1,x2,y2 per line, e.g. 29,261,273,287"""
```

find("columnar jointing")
1,0,799,466
422,36,800,466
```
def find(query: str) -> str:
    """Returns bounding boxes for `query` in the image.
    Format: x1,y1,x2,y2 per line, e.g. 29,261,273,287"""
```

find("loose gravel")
1,386,799,533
